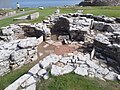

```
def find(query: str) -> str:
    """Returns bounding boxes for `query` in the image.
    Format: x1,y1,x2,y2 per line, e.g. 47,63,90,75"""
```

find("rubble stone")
51,65,63,76
0,50,12,61
18,37,38,48
0,60,10,76
74,66,88,76
117,75,120,80
10,49,27,61
86,60,99,69
104,72,117,80
21,76,36,88
28,64,41,75
37,69,47,77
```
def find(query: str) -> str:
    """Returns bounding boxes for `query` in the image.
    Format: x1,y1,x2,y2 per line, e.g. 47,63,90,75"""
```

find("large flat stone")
28,64,41,75
104,72,117,80
74,67,88,76
5,74,31,90
86,60,99,69
10,49,27,61
18,37,38,48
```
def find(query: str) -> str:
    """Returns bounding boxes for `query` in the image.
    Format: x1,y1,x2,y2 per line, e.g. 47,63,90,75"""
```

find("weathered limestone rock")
104,72,118,80
86,60,99,69
10,49,27,61
40,54,60,68
95,72,105,80
117,75,120,80
51,65,74,76
51,65,63,76
96,67,109,75
88,68,96,77
59,57,71,64
0,60,10,76
2,28,14,36
93,21,105,31
0,50,12,61
5,74,31,90
37,69,47,77
28,49,36,55
18,37,38,48
43,74,49,80
21,76,36,90
30,53,38,61
62,65,74,74
21,83,36,90
95,34,110,44
106,24,120,32
37,36,43,45
28,64,41,75
74,66,88,76
1,25,23,37
0,41,18,50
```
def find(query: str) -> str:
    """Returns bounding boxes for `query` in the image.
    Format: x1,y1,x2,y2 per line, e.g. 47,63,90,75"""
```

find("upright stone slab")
28,12,39,20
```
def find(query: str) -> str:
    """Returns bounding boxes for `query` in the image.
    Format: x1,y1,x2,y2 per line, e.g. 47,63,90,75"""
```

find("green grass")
73,6,120,17
0,6,120,28
36,73,120,90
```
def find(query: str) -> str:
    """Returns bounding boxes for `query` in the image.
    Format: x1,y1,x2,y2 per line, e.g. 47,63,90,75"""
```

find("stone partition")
27,12,40,20
14,12,39,20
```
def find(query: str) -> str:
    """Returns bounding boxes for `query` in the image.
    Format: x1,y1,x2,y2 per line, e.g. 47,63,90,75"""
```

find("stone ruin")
1,12,120,90
14,12,40,21
0,23,51,76
0,11,16,18
48,13,120,66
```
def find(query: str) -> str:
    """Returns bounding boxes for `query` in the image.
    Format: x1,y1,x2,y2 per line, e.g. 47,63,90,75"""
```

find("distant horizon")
0,0,81,8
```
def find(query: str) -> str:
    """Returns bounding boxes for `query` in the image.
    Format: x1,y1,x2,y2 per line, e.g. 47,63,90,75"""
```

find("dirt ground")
37,35,79,60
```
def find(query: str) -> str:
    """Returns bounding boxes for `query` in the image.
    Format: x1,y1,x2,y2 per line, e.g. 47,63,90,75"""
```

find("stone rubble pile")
46,13,120,63
0,24,45,76
0,37,39,76
5,53,120,90
0,24,24,41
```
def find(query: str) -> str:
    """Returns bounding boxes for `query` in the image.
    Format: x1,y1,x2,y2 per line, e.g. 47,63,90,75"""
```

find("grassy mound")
37,73,120,90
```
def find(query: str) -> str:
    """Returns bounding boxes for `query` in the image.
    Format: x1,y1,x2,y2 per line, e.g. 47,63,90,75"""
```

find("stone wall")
0,24,46,76
14,12,39,20
27,12,40,20
5,53,120,90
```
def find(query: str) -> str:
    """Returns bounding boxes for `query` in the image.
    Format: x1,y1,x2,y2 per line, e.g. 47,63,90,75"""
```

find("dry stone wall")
0,23,48,76
5,53,120,90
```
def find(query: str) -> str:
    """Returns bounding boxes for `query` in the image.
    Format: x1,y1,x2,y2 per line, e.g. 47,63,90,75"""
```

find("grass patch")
73,6,120,17
0,6,120,28
37,73,120,90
